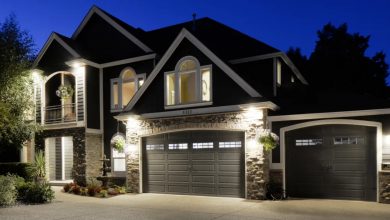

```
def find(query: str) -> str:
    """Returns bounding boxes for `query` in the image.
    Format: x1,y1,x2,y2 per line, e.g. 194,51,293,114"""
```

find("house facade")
30,6,390,202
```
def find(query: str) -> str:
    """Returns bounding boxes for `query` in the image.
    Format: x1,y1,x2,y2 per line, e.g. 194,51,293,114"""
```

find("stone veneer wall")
85,133,103,181
125,111,269,199
35,127,87,186
379,171,390,203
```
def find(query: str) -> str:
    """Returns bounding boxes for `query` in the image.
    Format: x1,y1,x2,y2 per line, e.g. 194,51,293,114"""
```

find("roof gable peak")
71,5,152,53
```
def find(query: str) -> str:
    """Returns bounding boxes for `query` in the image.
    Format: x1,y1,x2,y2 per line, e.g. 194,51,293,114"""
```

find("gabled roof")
72,5,152,53
121,28,262,114
142,17,280,61
33,32,81,68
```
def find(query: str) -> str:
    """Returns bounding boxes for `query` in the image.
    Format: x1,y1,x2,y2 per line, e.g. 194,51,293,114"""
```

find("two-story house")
30,6,390,202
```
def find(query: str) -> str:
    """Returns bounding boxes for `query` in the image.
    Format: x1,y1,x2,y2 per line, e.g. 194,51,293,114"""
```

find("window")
110,134,126,173
110,67,145,111
219,141,242,148
146,144,164,150
165,56,212,108
333,136,364,145
168,143,188,150
295,139,323,146
193,142,213,149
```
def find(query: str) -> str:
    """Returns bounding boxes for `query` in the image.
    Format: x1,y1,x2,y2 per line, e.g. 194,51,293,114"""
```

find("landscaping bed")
62,180,127,198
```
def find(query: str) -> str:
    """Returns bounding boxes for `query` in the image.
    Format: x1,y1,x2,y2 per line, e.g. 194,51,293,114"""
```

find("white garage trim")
276,119,382,202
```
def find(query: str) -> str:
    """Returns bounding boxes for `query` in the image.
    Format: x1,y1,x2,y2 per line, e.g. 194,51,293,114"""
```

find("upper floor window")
111,67,145,111
165,56,212,108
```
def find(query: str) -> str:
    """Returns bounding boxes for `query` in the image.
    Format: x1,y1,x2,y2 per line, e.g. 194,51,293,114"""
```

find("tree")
0,14,37,157
287,23,389,98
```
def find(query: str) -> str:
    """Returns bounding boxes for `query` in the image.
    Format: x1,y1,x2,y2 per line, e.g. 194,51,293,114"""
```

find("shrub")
100,190,108,198
26,150,46,182
71,185,81,195
0,174,17,206
0,163,33,180
22,182,55,204
80,187,88,196
86,178,100,196
63,183,71,192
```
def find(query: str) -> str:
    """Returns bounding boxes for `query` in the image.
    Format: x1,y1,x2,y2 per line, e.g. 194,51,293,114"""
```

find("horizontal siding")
76,74,84,121
35,83,42,124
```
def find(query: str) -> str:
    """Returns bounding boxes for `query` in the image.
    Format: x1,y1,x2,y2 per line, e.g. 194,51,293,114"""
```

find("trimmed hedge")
0,163,33,180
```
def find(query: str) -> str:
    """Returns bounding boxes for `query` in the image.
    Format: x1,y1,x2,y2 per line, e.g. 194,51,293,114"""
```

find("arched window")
110,67,145,111
165,56,212,108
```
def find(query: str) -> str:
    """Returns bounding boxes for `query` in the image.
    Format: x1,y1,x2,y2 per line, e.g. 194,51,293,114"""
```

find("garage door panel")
168,184,189,193
148,184,165,192
219,164,241,172
218,175,240,184
192,186,215,194
168,164,189,172
218,152,241,160
286,125,376,201
168,174,189,183
192,175,215,183
148,164,165,171
148,174,166,182
146,153,165,160
168,153,189,160
333,163,366,172
143,130,244,198
192,152,215,160
192,164,215,172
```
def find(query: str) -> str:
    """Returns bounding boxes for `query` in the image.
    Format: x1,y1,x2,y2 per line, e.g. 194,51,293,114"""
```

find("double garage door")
286,124,376,201
142,130,245,197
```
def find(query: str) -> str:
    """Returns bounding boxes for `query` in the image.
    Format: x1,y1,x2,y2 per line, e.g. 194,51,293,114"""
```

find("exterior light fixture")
243,106,263,121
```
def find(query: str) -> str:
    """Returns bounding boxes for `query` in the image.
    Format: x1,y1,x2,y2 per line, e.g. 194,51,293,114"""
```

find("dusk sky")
1,0,390,69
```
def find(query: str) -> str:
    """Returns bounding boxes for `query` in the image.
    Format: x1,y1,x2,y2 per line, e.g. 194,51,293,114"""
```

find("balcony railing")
44,104,76,124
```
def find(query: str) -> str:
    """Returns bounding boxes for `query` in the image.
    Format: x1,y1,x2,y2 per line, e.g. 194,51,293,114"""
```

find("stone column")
244,109,268,200
125,118,141,193
379,171,390,203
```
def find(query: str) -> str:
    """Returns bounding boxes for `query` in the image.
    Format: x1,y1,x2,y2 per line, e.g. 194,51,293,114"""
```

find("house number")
182,109,192,115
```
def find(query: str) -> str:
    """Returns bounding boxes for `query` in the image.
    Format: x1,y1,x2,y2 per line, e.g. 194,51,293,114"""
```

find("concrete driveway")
0,187,389,220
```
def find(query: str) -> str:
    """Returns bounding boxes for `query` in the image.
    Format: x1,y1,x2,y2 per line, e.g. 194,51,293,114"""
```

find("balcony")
44,104,76,124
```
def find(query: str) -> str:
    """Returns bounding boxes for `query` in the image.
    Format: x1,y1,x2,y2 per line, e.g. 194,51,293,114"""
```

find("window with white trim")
165,56,212,108
146,144,164,150
219,141,242,148
110,67,145,111
168,143,188,150
333,136,364,145
193,142,213,149
110,134,126,173
295,139,323,146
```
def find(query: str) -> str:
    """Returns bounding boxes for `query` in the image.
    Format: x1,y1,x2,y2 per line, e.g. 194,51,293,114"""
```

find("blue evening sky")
1,0,389,73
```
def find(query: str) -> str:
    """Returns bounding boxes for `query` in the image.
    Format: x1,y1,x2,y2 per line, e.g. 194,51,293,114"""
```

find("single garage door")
142,130,245,197
286,125,376,201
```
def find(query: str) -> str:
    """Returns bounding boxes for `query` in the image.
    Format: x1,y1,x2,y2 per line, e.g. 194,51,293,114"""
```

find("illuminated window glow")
165,57,212,107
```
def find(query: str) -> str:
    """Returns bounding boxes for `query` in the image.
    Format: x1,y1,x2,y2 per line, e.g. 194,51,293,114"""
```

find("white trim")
116,102,278,120
269,108,390,122
99,68,104,156
164,102,213,110
277,119,382,202
61,137,65,180
101,54,156,68
43,122,84,130
86,128,103,134
72,6,152,53
122,28,261,113
33,33,80,68
229,52,309,85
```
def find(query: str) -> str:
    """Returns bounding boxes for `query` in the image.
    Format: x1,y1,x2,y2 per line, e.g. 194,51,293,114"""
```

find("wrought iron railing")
44,104,76,124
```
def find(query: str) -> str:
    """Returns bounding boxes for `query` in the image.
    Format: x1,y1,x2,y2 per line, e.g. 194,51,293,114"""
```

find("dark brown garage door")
142,130,245,197
286,124,376,201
